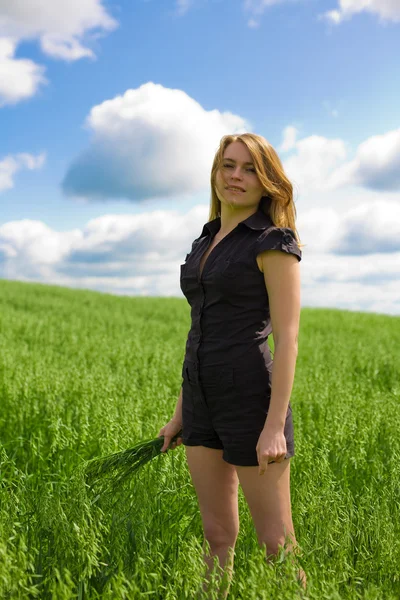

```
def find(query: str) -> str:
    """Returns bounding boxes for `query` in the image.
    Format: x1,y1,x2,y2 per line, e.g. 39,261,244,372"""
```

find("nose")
231,166,243,179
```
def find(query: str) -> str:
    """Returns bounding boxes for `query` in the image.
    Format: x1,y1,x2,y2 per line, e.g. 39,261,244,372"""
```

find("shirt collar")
200,206,273,238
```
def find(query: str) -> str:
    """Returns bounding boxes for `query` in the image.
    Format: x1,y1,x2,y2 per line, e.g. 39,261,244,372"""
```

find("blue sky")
0,0,399,314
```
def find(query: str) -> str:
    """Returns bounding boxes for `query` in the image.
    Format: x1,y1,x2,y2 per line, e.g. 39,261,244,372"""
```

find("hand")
256,426,287,476
158,418,183,453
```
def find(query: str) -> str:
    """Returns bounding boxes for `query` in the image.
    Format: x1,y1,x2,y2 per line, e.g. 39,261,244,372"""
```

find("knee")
258,532,288,558
257,523,296,558
203,520,238,550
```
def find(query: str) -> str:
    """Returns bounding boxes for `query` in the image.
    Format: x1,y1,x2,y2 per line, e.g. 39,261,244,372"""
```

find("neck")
218,202,260,236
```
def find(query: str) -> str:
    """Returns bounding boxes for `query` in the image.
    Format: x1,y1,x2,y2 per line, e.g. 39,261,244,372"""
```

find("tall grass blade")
83,429,183,495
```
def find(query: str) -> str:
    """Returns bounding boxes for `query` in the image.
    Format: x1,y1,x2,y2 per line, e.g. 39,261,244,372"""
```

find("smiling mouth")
226,187,245,192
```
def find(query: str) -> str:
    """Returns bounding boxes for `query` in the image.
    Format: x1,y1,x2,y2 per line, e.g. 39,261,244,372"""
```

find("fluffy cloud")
0,0,117,106
0,219,76,265
0,205,209,293
282,133,348,194
321,0,400,24
327,128,400,192
279,125,299,152
281,127,400,195
0,38,47,107
0,151,46,193
62,82,250,202
298,199,400,255
1,201,400,314
331,200,400,255
63,101,400,203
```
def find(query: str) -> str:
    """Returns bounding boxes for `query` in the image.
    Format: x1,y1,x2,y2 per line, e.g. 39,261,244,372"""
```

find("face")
215,141,264,209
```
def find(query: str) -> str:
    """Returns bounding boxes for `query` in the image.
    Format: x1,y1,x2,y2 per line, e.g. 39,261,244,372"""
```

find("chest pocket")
217,258,265,301
220,258,255,279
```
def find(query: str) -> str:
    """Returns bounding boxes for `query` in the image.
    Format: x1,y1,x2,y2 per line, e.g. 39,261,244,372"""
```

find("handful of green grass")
84,429,183,494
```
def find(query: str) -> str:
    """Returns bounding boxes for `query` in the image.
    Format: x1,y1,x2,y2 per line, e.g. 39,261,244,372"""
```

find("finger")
258,458,268,476
161,437,171,452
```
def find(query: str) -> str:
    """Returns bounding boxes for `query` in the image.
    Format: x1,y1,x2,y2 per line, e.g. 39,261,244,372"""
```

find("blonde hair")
209,133,303,248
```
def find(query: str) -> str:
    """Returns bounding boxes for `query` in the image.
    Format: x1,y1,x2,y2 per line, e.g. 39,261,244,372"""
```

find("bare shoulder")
258,248,300,280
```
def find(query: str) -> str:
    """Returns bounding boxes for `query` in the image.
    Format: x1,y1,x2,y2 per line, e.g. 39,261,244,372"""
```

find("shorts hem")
182,438,224,451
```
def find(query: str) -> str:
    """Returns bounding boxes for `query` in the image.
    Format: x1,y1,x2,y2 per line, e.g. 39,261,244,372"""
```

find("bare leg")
236,458,307,591
185,446,239,599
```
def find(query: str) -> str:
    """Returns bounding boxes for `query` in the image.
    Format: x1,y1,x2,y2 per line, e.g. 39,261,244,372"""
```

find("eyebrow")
223,158,254,165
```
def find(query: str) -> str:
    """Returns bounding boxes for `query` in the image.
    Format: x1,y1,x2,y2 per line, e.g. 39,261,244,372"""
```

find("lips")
226,186,245,192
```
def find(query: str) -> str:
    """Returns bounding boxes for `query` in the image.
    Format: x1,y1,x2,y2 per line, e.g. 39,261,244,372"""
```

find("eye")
223,163,255,172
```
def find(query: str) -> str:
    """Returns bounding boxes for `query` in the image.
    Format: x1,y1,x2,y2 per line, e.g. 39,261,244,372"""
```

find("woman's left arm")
259,248,301,430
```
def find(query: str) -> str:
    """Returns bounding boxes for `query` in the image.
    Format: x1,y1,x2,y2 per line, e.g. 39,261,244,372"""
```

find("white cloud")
0,151,46,193
282,134,348,194
328,128,400,192
332,200,400,255
0,0,117,106
0,205,210,293
244,0,400,25
0,38,47,107
0,0,118,59
62,82,250,202
1,201,400,314
300,260,400,315
0,219,76,265
320,0,400,24
279,125,299,152
289,199,400,315
298,199,400,255
281,126,400,196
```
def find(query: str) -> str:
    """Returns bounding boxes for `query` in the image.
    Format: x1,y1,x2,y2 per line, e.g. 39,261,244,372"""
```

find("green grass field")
0,279,399,599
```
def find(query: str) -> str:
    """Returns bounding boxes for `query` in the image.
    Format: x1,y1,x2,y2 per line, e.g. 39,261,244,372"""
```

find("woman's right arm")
172,386,183,425
158,386,183,452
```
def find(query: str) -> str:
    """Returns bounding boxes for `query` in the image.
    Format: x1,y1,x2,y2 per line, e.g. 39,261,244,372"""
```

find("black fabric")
181,360,295,466
256,226,302,262
179,204,302,465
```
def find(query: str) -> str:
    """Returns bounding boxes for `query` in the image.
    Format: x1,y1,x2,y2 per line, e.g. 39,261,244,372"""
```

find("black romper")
179,205,302,466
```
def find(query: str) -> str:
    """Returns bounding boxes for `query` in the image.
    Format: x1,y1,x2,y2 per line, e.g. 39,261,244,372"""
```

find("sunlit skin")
214,141,265,236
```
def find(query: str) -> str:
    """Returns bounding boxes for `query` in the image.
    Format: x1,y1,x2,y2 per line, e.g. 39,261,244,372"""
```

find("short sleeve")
255,227,302,262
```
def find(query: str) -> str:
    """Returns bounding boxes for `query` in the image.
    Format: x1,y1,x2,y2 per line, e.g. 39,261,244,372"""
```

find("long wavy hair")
209,133,303,248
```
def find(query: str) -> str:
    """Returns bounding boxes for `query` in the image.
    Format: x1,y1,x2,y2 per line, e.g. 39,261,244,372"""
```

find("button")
283,231,293,244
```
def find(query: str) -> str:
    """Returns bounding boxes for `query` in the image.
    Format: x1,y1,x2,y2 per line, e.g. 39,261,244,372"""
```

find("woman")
158,133,306,597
